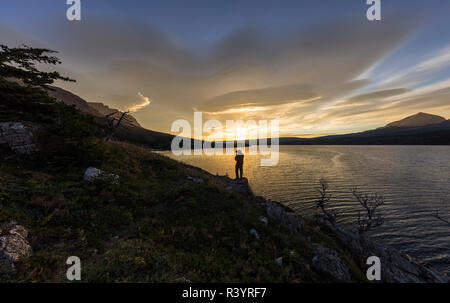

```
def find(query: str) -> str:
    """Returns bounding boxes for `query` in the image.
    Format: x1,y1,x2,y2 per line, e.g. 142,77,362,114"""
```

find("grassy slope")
0,80,366,282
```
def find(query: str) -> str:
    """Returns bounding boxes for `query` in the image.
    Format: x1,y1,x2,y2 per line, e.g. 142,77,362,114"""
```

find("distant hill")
385,112,446,128
279,113,450,145
47,86,102,117
48,86,175,149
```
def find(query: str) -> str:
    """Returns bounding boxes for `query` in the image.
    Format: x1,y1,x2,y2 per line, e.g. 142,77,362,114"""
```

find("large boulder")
312,243,352,282
0,222,32,267
0,122,40,155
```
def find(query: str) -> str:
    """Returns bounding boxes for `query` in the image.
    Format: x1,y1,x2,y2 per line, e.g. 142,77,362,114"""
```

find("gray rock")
265,200,303,234
174,276,192,283
0,222,32,267
84,167,102,180
258,216,268,225
312,243,352,282
84,167,119,184
275,257,283,266
0,122,40,155
187,176,205,184
250,228,260,239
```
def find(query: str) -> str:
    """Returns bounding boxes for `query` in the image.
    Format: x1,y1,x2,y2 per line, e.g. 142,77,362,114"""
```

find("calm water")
161,146,450,274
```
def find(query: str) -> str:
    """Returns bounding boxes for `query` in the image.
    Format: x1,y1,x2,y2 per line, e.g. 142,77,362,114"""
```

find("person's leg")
235,165,239,180
239,166,243,179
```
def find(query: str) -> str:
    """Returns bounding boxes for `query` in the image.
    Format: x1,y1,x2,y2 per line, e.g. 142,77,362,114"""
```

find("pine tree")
0,44,74,89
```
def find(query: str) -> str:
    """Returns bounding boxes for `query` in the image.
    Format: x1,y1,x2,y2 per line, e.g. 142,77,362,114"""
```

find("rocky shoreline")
216,175,449,283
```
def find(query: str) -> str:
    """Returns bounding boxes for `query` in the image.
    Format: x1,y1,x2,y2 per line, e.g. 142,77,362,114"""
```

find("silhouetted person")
235,150,244,180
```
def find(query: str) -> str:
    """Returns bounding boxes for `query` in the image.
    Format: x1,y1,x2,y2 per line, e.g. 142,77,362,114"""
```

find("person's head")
236,150,243,156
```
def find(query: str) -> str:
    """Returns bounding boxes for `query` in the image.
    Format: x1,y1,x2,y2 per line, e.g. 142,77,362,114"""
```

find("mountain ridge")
384,112,446,128
47,86,175,149
47,86,102,117
278,113,450,145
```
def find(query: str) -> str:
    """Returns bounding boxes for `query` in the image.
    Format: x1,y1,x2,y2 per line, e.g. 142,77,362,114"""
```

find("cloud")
198,84,321,112
415,45,450,73
127,92,152,113
380,78,450,112
376,44,450,88
2,12,428,136
342,88,410,104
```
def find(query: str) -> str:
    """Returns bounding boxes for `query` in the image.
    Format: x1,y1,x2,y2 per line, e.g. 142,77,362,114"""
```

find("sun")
235,127,247,140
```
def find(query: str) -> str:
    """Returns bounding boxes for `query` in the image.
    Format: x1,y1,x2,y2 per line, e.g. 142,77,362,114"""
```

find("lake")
161,145,450,275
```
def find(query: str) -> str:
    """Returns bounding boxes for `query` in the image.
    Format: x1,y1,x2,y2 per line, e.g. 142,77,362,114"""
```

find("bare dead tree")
352,187,385,234
433,210,450,226
315,180,336,224
315,179,385,240
104,110,129,142
315,179,359,239
105,111,129,128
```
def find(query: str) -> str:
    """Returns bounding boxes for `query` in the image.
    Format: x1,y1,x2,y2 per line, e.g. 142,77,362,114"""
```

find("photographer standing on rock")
235,150,244,181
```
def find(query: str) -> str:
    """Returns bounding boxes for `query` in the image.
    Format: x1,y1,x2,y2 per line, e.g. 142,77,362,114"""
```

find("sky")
1,0,450,138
